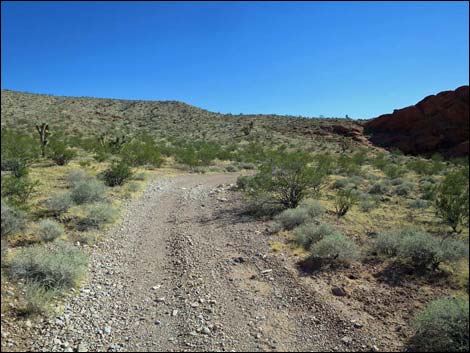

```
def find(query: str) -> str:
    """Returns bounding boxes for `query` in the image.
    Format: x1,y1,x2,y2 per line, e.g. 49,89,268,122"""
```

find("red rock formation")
364,86,469,157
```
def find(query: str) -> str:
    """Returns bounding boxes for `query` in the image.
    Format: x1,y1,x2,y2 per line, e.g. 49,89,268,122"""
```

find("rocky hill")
364,86,469,157
1,89,364,151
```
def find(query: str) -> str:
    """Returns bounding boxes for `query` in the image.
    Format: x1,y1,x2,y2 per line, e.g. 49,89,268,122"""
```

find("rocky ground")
2,173,398,352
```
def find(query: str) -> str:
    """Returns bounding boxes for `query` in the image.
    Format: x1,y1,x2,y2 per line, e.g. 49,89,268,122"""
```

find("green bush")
275,207,310,230
409,199,429,209
8,242,87,289
77,203,119,231
294,223,337,249
409,297,469,352
66,169,93,187
395,181,414,196
310,233,360,265
383,164,406,179
246,150,328,209
22,281,57,316
38,219,64,242
369,181,390,195
299,199,325,218
70,179,105,204
359,199,376,212
434,167,469,233
120,135,163,167
1,129,39,177
44,193,73,216
334,188,359,217
102,161,133,186
397,233,443,270
1,176,40,208
374,228,469,271
48,139,76,166
1,200,27,237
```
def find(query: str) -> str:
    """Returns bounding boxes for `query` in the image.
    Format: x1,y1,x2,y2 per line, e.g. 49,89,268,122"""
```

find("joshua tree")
35,123,51,157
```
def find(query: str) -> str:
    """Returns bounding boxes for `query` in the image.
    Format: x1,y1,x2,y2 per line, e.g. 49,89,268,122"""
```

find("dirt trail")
4,173,383,352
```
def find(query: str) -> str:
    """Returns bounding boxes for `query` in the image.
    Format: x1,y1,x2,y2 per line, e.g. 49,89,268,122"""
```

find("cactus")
35,123,51,157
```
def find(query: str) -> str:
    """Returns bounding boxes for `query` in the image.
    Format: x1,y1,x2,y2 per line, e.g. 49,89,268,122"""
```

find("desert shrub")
391,177,405,186
120,135,163,167
294,223,337,249
48,139,76,166
409,199,429,209
236,175,252,191
440,238,470,263
76,203,118,231
66,169,92,187
299,199,325,218
359,199,376,212
102,161,133,187
225,165,238,172
1,200,27,237
8,242,87,289
1,129,39,177
22,281,57,316
434,167,469,233
383,164,406,179
369,181,390,195
275,207,310,230
240,162,256,170
336,155,361,176
310,233,360,265
351,148,368,166
406,158,433,175
373,228,427,257
132,172,147,181
333,178,349,189
372,152,388,170
409,297,469,352
420,181,436,200
44,193,73,216
334,188,359,217
38,219,64,242
70,179,105,204
395,181,414,196
246,150,328,209
397,233,444,270
1,176,40,208
313,153,336,175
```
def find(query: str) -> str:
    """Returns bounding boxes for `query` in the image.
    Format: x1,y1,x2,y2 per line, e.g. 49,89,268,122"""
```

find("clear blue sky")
2,1,468,119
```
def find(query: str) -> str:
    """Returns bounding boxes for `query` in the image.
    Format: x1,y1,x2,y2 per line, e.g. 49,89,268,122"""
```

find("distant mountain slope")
1,89,364,149
364,86,469,157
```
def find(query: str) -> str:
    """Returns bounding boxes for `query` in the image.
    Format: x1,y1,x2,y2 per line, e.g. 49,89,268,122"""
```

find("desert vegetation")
1,90,468,352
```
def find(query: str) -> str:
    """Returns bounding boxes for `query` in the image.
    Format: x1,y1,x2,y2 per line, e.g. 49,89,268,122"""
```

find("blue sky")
1,1,468,119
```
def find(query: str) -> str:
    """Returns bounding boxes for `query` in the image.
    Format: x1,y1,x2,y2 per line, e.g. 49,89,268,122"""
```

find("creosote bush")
334,188,359,217
1,176,40,209
434,167,469,233
409,297,469,352
246,150,328,209
102,161,133,187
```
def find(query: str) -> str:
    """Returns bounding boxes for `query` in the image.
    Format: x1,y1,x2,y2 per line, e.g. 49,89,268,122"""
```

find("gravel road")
2,173,383,352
